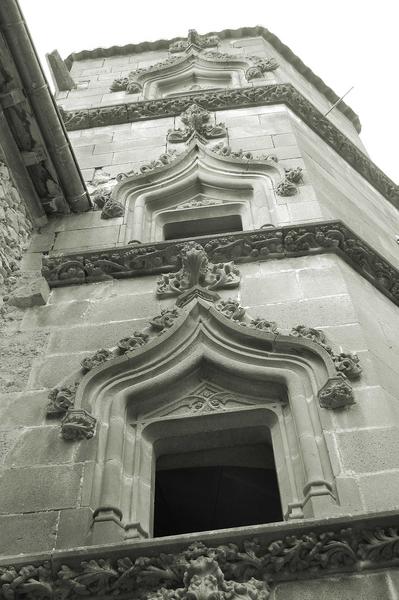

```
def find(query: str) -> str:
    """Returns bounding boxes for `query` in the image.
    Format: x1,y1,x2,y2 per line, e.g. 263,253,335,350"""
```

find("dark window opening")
164,215,243,240
154,443,282,537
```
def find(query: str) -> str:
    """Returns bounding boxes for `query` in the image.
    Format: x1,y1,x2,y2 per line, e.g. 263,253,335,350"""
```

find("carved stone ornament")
275,179,297,196
156,242,240,305
81,349,113,373
46,384,77,416
211,142,278,162
333,352,362,379
110,56,183,94
167,103,226,143
101,199,124,219
318,375,355,409
59,84,399,207
6,519,399,600
290,324,332,353
285,167,303,184
61,409,96,440
245,56,279,81
169,29,220,52
117,331,149,353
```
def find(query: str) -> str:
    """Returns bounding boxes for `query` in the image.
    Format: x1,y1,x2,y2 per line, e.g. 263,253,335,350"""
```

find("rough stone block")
7,277,50,308
359,470,399,512
336,427,399,474
0,464,82,513
0,511,59,555
28,352,89,389
297,266,348,298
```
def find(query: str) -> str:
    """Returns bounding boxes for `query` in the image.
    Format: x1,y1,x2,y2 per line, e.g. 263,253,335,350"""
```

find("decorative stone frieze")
46,384,77,416
61,409,96,440
167,103,226,143
156,242,240,305
318,375,355,409
169,29,220,53
59,84,399,207
3,519,399,600
211,142,278,162
41,221,399,311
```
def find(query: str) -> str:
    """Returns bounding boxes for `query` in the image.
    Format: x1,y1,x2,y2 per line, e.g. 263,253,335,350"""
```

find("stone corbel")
318,375,355,409
61,409,96,441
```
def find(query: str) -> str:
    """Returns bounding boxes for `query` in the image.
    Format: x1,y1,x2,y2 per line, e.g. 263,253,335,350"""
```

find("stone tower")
1,4,399,598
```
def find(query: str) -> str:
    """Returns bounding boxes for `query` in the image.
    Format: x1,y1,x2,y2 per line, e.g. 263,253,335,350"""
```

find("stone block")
274,145,302,160
72,133,113,147
49,280,115,304
76,153,113,169
28,232,55,252
56,507,93,549
21,300,90,330
287,200,324,222
53,225,121,251
332,386,397,430
47,318,148,353
5,426,76,467
240,271,303,307
297,266,348,298
112,146,166,164
359,470,399,512
0,464,82,513
28,352,88,389
249,294,357,328
274,572,392,599
0,511,59,555
7,277,50,308
0,390,47,427
272,133,297,146
229,136,274,151
73,145,94,157
336,426,399,474
87,292,160,324
52,211,122,232
258,112,293,134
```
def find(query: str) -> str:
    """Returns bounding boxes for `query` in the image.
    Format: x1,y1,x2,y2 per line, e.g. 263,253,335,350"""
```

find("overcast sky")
19,0,398,184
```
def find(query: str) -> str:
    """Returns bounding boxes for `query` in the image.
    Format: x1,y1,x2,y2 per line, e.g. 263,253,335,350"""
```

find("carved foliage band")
42,221,399,311
3,523,399,600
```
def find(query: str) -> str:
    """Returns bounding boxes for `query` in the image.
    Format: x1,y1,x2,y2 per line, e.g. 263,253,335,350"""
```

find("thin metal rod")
324,86,354,117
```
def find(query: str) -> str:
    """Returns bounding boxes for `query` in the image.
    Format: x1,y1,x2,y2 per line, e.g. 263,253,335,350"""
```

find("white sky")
19,0,399,184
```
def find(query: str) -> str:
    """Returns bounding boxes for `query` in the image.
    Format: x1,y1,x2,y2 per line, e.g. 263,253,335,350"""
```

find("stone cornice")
42,220,399,308
64,25,360,131
2,511,399,599
60,84,399,207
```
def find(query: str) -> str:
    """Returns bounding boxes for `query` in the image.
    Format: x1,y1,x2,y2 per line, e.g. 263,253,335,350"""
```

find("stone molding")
63,25,360,131
42,220,399,309
59,84,398,207
2,514,399,599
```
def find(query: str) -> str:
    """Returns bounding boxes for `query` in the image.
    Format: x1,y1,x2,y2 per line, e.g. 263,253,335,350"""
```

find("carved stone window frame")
74,299,344,545
114,141,283,243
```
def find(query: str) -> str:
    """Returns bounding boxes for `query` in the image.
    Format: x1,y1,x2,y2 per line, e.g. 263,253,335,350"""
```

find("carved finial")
167,104,226,143
156,242,240,306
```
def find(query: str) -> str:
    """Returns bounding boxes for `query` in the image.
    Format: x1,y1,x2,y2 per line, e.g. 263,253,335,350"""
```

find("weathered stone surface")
0,464,82,513
7,277,50,308
0,511,58,554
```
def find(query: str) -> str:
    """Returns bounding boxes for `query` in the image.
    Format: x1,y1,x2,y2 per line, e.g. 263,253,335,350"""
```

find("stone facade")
1,21,399,600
